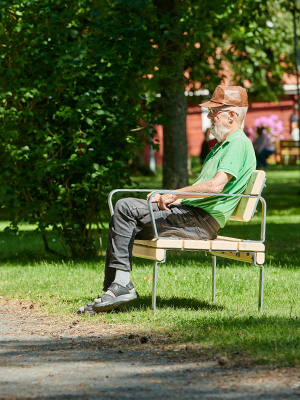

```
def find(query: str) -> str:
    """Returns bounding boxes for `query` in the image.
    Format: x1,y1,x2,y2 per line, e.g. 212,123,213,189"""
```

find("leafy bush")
0,0,157,256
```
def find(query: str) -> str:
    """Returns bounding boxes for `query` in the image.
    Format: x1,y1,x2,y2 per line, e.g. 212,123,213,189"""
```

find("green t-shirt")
181,129,256,228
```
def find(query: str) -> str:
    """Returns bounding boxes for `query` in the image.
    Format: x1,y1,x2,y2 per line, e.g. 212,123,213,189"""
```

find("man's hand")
157,193,177,210
147,192,178,210
146,191,161,202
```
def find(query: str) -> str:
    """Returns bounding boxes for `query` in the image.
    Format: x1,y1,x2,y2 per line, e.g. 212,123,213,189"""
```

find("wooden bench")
278,140,299,164
108,170,267,313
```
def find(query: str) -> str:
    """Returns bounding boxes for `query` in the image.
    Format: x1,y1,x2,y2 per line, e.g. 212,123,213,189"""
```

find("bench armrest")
108,189,266,243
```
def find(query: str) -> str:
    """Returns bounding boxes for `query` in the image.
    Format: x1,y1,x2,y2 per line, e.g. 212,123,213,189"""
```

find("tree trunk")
154,0,189,189
161,77,188,189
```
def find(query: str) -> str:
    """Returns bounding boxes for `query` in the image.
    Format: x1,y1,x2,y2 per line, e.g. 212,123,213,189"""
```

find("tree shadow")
2,333,296,399
0,219,299,269
133,295,225,311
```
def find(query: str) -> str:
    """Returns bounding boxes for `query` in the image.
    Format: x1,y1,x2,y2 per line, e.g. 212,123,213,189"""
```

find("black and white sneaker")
92,281,138,313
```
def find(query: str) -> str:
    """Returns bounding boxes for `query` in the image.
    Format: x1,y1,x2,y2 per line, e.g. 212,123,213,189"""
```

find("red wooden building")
143,78,298,167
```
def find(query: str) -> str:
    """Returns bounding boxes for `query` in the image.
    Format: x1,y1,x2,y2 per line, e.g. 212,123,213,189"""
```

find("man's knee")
114,198,134,216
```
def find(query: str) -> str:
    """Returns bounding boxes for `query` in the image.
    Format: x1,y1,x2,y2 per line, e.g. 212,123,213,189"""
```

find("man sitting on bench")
78,85,256,315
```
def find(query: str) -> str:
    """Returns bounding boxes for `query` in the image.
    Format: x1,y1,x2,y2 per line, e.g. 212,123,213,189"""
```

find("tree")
150,0,294,187
0,0,157,256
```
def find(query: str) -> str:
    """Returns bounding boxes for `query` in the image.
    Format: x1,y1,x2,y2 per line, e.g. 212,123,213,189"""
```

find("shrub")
0,0,157,256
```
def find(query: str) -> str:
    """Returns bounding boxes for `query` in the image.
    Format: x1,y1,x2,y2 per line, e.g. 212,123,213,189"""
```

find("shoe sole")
92,293,138,313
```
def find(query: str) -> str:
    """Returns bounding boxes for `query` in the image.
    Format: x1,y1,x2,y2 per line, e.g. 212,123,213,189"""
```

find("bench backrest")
229,170,266,222
280,140,299,149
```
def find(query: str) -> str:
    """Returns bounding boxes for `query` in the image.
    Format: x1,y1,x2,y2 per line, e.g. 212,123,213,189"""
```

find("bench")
277,140,299,164
108,170,267,313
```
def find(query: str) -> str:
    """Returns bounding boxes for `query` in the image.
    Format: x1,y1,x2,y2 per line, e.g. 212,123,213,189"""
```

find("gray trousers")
103,198,220,291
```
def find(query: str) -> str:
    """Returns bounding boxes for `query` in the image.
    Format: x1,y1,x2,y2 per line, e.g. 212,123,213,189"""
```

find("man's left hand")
158,194,177,210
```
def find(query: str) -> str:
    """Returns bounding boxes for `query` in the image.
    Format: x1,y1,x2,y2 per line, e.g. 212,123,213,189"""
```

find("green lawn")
0,165,299,366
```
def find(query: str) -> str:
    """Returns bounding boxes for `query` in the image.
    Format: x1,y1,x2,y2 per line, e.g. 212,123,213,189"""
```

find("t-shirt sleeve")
217,139,246,181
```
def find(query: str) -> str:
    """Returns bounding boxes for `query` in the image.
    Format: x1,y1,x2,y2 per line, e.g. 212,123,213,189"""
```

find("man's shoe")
93,281,135,303
92,281,138,313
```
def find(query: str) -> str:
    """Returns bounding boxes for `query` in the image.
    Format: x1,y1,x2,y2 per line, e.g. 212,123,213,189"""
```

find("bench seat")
133,238,265,264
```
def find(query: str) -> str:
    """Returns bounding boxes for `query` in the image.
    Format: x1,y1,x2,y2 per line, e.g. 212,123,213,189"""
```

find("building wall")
144,95,296,166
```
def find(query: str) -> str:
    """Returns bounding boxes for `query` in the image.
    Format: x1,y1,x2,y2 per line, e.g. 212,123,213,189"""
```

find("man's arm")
147,171,232,211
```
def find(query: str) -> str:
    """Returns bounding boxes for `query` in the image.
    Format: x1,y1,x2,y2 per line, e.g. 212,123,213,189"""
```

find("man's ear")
228,111,236,123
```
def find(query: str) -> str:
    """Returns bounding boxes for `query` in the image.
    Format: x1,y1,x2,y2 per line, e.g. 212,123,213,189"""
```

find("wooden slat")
230,170,266,222
211,251,254,263
238,242,265,251
216,237,265,251
183,240,210,250
134,239,184,249
133,245,165,261
280,140,299,148
211,240,238,251
211,251,265,265
216,235,242,242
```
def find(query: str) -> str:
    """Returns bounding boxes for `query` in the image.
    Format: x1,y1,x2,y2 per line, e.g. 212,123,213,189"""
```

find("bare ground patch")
0,298,299,400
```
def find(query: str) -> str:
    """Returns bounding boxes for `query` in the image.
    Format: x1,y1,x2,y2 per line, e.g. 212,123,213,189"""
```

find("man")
78,85,256,315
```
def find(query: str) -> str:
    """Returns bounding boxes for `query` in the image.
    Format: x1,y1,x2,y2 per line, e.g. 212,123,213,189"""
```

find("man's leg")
103,198,219,291
78,197,151,315
102,197,160,291
92,197,161,312
94,199,219,311
79,197,219,313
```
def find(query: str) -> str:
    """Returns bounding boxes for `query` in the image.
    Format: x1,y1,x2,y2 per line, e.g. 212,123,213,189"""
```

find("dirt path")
0,299,299,400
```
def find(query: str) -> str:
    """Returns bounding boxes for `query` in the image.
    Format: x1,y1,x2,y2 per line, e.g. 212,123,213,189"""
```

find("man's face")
207,107,231,142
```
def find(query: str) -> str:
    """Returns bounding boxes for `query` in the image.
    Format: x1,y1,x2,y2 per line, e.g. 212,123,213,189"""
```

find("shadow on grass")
0,252,106,266
165,313,300,365
66,295,225,312
135,295,225,311
0,218,299,269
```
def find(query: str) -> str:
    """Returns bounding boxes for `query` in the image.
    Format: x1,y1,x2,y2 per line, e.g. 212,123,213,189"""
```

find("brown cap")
199,85,248,108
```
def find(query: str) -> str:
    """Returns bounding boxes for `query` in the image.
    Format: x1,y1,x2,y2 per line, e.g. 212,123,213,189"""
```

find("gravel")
0,299,299,400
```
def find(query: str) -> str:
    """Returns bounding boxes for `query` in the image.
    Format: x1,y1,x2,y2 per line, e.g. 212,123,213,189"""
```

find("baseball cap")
200,85,248,108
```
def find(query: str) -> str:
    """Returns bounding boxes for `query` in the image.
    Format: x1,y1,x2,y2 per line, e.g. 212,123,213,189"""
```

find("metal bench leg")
258,265,264,312
212,255,216,302
152,261,158,314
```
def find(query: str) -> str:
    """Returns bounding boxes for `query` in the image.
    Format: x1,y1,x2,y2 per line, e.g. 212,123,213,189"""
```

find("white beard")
211,124,230,142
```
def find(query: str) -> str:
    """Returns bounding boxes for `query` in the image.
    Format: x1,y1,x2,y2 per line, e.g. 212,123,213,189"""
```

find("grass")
0,164,300,366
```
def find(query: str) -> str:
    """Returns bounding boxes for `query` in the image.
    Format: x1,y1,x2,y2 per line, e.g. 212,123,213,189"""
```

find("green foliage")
0,0,158,256
222,0,295,101
175,0,295,101
0,0,296,255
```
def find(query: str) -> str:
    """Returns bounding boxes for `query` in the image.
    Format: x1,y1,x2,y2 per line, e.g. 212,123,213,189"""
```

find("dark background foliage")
0,0,295,256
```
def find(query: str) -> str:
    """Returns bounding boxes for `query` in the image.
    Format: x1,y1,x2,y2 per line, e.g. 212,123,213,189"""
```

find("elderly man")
78,85,256,315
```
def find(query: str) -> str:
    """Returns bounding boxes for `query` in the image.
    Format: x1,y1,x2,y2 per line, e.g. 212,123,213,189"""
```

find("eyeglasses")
207,108,239,117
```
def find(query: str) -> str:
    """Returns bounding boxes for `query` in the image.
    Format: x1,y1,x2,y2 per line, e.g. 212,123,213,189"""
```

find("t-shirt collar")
210,129,243,153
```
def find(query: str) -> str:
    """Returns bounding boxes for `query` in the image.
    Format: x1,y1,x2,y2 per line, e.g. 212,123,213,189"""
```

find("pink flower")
253,115,283,139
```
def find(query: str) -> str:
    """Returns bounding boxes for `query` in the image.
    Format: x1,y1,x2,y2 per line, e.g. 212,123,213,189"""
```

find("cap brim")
199,100,223,108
